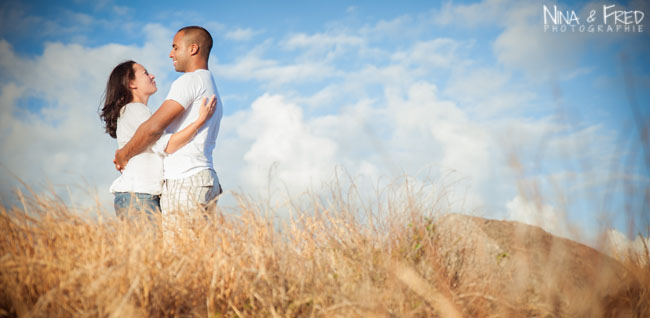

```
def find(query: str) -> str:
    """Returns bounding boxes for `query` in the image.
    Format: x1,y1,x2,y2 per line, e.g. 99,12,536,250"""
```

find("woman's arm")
164,95,217,154
114,100,184,171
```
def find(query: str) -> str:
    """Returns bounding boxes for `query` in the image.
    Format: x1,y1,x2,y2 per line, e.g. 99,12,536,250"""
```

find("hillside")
433,214,643,317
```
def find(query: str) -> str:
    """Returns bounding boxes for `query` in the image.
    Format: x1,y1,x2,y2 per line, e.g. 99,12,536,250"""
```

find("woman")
100,60,216,218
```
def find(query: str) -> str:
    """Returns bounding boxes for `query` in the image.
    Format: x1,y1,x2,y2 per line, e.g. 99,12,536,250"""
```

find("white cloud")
215,53,339,86
507,195,572,238
495,1,646,81
286,32,364,49
238,94,338,193
211,79,498,213
444,66,536,115
224,27,261,41
360,14,415,40
391,38,469,70
212,77,503,212
432,0,645,81
493,21,586,81
291,84,341,110
284,31,366,62
434,0,513,27
385,82,491,211
203,21,227,34
65,11,94,26
112,5,130,16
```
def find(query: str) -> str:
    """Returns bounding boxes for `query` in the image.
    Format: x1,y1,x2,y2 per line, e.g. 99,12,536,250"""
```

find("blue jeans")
114,192,161,221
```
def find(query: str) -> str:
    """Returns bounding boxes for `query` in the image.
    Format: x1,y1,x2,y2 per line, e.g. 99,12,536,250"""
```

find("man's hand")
114,148,127,172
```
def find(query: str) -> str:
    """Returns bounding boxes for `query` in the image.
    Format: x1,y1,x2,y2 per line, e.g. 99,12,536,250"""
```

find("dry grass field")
1,179,648,318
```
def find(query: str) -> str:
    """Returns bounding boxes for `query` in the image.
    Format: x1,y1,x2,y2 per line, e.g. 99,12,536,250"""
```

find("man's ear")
190,43,199,56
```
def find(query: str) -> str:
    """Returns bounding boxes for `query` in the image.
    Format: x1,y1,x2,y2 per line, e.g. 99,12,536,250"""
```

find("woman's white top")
109,102,171,195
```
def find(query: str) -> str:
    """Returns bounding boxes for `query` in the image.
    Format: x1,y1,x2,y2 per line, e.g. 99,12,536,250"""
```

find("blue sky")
0,0,648,246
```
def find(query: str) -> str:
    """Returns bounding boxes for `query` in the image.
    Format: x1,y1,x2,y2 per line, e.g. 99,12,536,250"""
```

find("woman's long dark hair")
100,60,136,139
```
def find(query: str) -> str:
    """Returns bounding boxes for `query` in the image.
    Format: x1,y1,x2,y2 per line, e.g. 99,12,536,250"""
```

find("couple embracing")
99,26,223,233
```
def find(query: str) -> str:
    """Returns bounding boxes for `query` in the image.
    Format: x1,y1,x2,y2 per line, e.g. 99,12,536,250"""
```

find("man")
114,26,223,228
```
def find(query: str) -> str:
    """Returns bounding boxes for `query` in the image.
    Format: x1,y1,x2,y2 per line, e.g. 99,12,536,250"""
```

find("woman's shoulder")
120,102,152,117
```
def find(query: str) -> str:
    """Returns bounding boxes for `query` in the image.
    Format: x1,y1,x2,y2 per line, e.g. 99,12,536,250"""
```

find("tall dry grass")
1,177,648,318
0,179,456,318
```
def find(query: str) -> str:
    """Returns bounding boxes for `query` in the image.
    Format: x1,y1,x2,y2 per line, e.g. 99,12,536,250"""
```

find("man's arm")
114,99,185,171
165,95,216,154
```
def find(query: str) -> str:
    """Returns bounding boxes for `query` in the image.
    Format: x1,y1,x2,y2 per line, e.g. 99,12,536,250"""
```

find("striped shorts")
161,169,222,238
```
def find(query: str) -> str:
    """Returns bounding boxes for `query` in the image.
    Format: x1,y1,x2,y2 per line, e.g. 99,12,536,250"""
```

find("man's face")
169,31,190,72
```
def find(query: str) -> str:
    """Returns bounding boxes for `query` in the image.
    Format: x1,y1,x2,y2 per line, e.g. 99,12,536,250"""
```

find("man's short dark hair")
178,26,213,61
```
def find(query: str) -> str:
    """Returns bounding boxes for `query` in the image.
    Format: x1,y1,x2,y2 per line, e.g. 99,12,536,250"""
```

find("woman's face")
130,63,157,96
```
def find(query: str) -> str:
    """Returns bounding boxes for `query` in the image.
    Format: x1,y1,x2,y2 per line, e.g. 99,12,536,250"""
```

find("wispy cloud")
224,27,262,41
285,32,364,49
216,53,339,86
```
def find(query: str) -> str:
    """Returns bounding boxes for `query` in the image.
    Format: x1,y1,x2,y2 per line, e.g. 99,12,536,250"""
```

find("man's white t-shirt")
163,69,223,180
110,103,166,195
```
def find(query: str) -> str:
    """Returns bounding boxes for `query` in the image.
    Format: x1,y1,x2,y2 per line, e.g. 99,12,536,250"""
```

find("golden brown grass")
0,180,648,318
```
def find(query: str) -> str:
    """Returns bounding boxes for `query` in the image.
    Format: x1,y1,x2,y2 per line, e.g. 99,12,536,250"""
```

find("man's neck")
184,60,209,73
